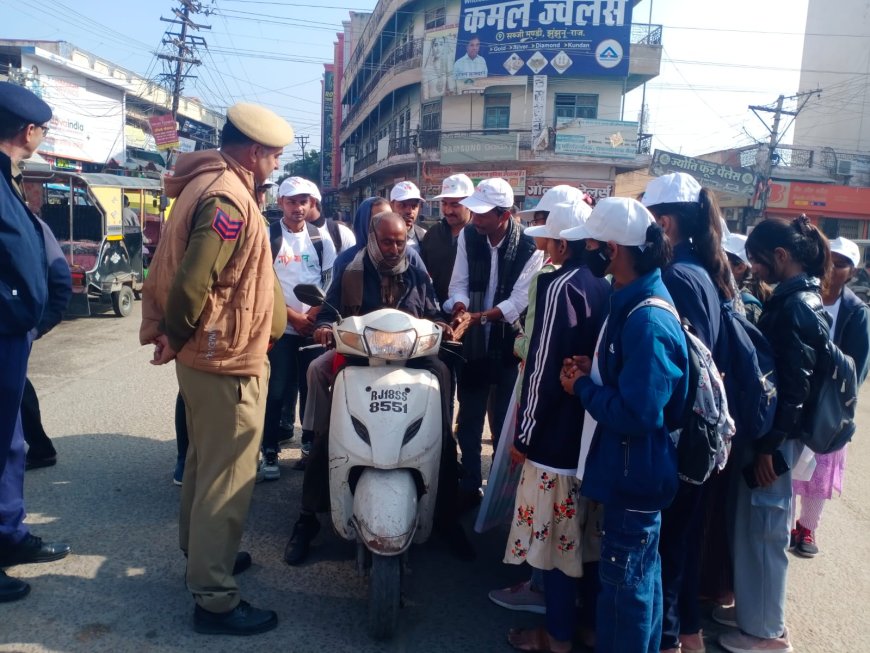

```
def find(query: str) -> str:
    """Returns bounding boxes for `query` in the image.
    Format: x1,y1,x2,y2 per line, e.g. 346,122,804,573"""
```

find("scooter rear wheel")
368,553,400,639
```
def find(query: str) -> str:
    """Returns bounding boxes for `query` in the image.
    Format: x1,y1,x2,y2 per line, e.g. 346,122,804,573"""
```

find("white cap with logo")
642,172,702,207
517,185,584,217
525,200,592,239
723,233,749,264
460,178,515,214
561,197,655,246
432,173,475,200
278,176,321,201
390,181,423,202
829,236,861,267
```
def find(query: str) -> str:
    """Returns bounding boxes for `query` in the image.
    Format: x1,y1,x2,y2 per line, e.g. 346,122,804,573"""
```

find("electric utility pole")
748,89,821,222
158,0,211,120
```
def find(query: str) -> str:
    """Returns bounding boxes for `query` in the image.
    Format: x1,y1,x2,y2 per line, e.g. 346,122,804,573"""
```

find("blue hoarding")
455,0,633,79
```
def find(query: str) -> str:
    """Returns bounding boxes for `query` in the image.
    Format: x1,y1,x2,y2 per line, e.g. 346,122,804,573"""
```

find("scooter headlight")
337,329,367,353
363,327,416,359
414,332,440,356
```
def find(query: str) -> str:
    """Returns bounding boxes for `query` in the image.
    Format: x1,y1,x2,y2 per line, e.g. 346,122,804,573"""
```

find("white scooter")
294,284,449,639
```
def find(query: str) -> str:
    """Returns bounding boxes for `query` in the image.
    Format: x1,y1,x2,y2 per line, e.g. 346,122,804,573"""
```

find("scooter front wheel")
368,553,400,639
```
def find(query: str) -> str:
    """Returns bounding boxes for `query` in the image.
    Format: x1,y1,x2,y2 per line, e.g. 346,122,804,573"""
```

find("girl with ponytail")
641,172,732,653
716,215,832,652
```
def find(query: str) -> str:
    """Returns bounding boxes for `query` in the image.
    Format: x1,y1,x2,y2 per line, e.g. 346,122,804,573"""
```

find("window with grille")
554,93,598,124
421,101,441,148
484,94,511,131
821,217,861,240
425,5,446,30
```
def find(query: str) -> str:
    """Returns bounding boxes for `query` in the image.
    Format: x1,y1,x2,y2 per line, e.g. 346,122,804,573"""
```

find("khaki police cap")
226,102,293,148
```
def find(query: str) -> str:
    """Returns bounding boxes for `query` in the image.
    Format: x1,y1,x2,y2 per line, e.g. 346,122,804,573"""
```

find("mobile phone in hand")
743,449,790,489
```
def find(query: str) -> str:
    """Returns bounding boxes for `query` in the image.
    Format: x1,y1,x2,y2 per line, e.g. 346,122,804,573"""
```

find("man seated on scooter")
284,211,474,564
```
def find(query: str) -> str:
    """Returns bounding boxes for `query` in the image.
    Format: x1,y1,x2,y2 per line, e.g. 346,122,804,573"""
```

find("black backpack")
630,298,735,485
269,220,323,268
324,218,344,255
801,341,858,453
714,300,778,441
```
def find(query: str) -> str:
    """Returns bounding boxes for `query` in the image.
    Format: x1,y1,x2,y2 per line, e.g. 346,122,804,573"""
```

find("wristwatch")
479,313,488,326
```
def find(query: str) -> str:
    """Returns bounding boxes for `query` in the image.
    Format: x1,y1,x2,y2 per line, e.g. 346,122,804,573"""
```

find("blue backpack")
715,300,778,440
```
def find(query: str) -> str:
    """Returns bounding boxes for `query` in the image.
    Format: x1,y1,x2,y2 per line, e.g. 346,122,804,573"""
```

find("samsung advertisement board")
454,0,632,85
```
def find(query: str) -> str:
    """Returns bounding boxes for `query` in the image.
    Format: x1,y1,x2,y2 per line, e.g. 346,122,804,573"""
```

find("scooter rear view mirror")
293,283,326,306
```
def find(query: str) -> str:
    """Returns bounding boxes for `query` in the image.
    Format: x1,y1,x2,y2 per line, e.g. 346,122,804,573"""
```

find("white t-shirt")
824,296,842,331
273,223,336,335
336,222,356,252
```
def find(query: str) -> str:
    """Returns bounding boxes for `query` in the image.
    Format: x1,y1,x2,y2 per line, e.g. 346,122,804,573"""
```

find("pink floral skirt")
792,447,846,500
503,461,600,577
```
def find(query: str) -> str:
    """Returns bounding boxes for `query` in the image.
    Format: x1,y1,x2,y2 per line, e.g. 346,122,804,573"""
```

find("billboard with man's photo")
454,0,633,86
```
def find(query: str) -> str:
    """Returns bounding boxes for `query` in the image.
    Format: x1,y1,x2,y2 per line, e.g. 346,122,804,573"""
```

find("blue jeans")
597,508,662,653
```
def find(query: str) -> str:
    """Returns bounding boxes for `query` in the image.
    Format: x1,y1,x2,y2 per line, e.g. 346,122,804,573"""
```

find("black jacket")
832,286,870,387
420,219,457,305
755,274,830,453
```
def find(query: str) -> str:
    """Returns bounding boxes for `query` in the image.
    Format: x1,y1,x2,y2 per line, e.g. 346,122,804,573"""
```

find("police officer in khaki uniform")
140,103,291,636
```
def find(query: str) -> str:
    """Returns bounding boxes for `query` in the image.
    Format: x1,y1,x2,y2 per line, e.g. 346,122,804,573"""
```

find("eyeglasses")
37,124,50,134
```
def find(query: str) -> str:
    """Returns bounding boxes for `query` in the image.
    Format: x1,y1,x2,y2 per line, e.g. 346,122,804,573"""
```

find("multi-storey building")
325,0,662,218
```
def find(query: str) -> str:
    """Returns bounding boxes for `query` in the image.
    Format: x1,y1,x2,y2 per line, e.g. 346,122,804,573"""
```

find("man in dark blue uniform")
0,82,71,602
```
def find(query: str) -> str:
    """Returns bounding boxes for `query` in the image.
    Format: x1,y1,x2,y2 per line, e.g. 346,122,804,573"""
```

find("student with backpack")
715,216,833,653
642,172,735,653
260,177,336,481
561,197,689,653
791,236,870,558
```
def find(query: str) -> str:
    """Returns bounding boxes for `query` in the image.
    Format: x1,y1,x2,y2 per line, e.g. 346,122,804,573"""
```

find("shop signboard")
523,178,612,209
24,55,125,165
149,114,180,151
454,0,632,85
766,181,870,217
440,132,518,164
423,167,526,196
321,69,335,190
554,117,637,158
650,150,756,198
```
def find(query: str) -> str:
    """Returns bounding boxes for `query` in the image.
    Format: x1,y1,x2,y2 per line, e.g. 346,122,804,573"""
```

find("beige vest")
140,150,275,377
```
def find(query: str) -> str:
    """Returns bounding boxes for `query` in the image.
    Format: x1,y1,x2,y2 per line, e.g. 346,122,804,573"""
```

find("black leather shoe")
0,534,70,567
0,570,29,603
25,453,57,471
193,600,277,636
283,515,320,566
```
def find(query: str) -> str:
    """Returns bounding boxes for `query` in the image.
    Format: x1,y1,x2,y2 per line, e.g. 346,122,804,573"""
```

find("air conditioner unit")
836,159,852,176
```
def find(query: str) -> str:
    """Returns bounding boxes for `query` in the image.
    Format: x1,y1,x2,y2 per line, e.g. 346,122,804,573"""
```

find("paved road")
3,304,869,652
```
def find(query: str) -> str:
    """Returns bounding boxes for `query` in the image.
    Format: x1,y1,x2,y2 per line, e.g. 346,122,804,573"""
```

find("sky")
0,0,813,168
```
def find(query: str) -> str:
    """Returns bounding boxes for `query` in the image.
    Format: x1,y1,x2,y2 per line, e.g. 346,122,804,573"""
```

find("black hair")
745,215,831,281
564,238,587,265
626,223,672,276
220,120,256,148
649,188,734,299
0,109,29,141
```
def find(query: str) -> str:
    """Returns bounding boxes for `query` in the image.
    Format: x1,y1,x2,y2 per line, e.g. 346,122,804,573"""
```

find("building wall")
794,0,870,151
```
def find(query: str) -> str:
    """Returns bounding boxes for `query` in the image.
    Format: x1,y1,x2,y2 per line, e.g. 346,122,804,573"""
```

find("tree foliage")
279,149,321,185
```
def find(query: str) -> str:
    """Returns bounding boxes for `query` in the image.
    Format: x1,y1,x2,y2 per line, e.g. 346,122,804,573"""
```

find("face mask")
586,244,611,278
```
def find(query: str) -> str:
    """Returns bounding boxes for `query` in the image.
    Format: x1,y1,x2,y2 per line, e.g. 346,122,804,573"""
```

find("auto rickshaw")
20,169,168,317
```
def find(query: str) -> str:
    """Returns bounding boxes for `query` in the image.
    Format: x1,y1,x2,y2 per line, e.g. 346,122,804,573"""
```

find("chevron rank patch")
211,206,243,241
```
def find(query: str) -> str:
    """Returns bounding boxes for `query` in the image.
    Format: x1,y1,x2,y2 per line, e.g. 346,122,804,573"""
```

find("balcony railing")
739,145,815,169
353,149,378,174
389,135,415,157
631,23,663,46
342,38,423,129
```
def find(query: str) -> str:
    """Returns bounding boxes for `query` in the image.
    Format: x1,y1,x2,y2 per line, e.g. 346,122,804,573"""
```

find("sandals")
508,627,573,653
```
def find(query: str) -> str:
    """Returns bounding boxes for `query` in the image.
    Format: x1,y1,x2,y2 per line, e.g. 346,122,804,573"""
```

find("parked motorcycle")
294,284,448,639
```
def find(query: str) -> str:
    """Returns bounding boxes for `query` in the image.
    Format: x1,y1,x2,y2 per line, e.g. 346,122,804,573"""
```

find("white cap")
260,179,277,188
432,173,474,200
278,176,321,201
390,181,423,202
830,236,861,268
560,197,655,247
723,233,749,264
525,200,592,239
517,185,584,217
460,178,515,213
642,172,702,207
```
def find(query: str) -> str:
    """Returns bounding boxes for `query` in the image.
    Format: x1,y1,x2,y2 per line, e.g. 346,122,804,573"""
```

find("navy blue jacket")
317,251,440,326
36,218,71,337
0,151,47,335
662,241,721,351
514,261,610,469
575,269,689,511
832,286,870,387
